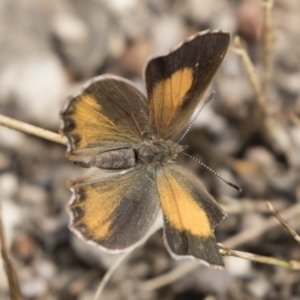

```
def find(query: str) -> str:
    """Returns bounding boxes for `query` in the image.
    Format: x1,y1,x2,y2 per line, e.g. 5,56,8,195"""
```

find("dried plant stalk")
0,208,21,300
267,202,300,246
0,113,65,145
233,36,265,111
219,245,300,270
262,0,274,95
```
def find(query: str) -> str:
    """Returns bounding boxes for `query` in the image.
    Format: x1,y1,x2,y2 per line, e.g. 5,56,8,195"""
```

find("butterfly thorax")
136,140,185,166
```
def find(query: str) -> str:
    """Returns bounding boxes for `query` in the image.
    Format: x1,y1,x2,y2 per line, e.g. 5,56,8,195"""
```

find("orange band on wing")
68,166,160,251
151,68,193,130
66,94,134,150
157,170,212,237
70,181,126,240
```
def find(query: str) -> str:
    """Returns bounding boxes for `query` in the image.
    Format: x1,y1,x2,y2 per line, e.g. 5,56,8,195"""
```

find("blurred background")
0,0,300,299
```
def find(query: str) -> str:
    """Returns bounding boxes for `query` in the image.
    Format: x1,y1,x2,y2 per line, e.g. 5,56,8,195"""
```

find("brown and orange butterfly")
60,29,230,269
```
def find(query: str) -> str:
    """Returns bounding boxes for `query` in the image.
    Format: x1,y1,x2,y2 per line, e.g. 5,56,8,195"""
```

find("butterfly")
60,29,230,269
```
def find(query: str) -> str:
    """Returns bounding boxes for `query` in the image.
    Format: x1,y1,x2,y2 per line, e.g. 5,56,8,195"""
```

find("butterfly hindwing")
156,164,227,268
67,166,160,251
145,30,230,139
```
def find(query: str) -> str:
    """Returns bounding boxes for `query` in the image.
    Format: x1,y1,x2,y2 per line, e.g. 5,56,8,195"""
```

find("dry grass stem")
221,197,286,214
139,260,198,292
267,202,300,246
0,113,65,145
0,208,22,300
94,251,132,300
233,36,265,110
219,245,300,270
224,202,300,248
289,112,300,126
261,0,274,94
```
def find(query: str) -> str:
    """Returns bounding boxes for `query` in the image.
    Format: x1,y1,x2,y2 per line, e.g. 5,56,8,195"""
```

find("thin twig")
139,202,300,291
94,251,132,300
0,113,65,145
140,260,202,292
267,202,300,246
224,202,300,248
219,245,300,270
0,206,22,300
94,215,163,298
262,0,274,94
233,36,265,110
289,112,300,126
221,197,286,214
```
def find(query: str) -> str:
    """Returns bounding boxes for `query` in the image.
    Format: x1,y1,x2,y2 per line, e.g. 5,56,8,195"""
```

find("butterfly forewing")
60,75,150,165
145,30,230,139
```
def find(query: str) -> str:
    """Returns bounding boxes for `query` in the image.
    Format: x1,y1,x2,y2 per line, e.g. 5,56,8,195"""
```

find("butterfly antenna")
183,152,242,192
178,92,215,143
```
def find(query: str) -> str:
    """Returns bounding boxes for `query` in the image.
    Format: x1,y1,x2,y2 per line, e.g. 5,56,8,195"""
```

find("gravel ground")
0,0,300,299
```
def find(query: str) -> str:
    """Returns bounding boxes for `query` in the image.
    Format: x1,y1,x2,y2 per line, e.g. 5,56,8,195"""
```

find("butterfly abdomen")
88,148,136,169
